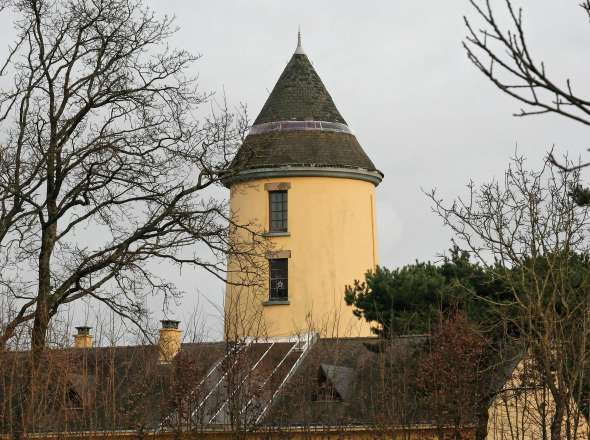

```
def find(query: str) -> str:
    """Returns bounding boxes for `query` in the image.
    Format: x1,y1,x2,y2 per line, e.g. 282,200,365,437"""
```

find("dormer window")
65,373,92,410
312,364,354,402
269,190,288,232
67,387,83,410
313,373,341,402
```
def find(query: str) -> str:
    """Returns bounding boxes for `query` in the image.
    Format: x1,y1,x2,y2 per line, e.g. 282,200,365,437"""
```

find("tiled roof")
265,337,429,427
231,131,377,172
263,336,519,428
254,53,345,125
0,336,518,436
0,340,306,435
228,45,382,183
0,342,227,434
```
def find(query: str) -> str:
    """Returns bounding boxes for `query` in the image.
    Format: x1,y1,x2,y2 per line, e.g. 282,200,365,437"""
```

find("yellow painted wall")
487,358,590,440
225,176,378,338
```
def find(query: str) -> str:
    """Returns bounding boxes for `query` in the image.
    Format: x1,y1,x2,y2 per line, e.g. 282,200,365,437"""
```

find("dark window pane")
269,258,288,300
269,190,288,232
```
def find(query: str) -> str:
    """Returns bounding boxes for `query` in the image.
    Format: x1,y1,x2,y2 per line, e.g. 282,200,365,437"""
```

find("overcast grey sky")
145,0,589,339
3,1,590,341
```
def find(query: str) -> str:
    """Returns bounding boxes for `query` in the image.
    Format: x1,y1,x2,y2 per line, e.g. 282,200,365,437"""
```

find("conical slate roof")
254,52,346,125
226,37,383,187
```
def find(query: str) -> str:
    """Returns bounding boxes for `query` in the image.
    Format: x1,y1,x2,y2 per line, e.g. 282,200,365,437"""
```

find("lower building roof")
0,336,518,436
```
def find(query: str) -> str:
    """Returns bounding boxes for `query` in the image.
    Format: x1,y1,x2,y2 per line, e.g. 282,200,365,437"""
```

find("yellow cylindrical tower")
224,35,383,339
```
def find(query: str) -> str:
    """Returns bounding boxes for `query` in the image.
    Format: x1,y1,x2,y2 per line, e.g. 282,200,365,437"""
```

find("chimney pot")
159,320,182,363
74,326,93,348
160,319,180,330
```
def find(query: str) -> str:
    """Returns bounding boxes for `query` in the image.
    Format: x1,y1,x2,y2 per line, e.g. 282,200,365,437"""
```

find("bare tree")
0,0,264,352
0,306,272,438
464,0,590,171
415,313,492,440
428,156,590,440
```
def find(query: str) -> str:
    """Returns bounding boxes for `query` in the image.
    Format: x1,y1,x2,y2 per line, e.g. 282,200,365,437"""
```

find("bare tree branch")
0,0,265,352
464,0,590,170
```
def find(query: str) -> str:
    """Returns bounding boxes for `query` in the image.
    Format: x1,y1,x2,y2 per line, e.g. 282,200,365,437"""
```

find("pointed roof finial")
295,26,305,55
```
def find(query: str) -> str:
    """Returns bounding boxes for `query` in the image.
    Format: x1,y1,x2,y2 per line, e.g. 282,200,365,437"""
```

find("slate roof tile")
0,337,518,435
254,53,345,125
232,131,377,172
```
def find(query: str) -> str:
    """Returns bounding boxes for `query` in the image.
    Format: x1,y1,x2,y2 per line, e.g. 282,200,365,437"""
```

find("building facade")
224,35,383,339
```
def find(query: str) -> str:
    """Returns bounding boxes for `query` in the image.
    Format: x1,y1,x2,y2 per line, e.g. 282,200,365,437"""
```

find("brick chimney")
74,326,93,348
159,320,181,363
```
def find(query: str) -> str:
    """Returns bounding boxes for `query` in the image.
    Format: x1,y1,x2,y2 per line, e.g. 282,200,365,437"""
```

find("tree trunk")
551,396,565,440
32,220,57,353
31,297,49,351
475,400,490,440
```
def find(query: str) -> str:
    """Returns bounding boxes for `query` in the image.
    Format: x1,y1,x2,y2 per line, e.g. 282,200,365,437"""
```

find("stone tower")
224,35,383,338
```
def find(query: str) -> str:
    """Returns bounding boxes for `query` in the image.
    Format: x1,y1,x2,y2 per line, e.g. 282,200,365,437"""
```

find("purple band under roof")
248,120,353,136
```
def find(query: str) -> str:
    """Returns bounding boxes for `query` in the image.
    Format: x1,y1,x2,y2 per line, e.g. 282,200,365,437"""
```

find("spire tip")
295,26,305,54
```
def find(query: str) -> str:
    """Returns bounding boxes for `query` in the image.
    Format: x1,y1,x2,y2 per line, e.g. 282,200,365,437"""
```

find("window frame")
268,190,288,233
268,258,289,301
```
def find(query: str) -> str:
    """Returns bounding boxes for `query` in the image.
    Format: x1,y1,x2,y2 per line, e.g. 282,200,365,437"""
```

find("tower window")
269,258,288,301
269,190,288,232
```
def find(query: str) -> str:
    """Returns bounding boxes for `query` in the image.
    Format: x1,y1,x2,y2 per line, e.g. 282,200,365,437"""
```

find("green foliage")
344,263,443,337
570,184,590,207
344,247,508,337
346,244,590,342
